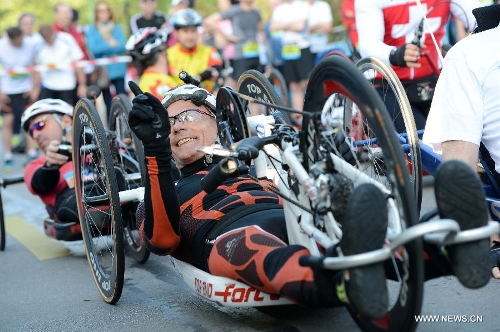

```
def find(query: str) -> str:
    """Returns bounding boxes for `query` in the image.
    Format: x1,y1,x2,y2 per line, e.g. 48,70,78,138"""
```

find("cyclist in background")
167,9,223,93
126,27,177,101
22,99,79,228
355,0,480,132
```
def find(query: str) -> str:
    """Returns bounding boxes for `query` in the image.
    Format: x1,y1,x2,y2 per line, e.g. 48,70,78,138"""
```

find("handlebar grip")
1,175,25,188
299,256,324,269
201,158,238,194
86,85,102,100
178,71,201,87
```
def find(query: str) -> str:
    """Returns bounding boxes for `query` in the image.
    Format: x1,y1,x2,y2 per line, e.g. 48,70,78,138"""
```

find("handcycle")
72,56,498,332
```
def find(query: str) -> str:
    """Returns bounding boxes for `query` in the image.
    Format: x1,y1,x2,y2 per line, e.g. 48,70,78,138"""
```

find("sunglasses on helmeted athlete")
168,108,215,126
28,118,49,137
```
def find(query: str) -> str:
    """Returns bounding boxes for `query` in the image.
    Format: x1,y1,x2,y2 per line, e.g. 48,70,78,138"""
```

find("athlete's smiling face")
167,99,217,168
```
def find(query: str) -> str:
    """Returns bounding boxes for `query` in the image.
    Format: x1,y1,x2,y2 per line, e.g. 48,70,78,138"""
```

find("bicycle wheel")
0,189,5,251
108,94,150,264
302,55,423,332
355,56,422,213
265,68,290,108
73,98,124,304
236,69,291,125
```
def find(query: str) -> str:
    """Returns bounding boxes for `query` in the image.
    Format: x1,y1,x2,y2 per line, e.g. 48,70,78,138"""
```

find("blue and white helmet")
171,9,202,29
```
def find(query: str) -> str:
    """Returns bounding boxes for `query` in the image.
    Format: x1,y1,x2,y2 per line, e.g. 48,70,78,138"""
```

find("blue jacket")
84,24,127,80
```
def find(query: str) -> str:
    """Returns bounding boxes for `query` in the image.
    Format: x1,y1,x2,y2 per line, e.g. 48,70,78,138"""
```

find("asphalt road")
1,152,499,332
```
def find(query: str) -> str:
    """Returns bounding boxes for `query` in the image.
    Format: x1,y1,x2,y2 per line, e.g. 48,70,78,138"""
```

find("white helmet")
161,84,216,115
21,98,73,132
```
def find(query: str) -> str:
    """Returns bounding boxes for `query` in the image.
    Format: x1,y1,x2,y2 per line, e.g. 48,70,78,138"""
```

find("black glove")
333,131,356,166
128,81,171,155
490,240,500,272
389,44,409,67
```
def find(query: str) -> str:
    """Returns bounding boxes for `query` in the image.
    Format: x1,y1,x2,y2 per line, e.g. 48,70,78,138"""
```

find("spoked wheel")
236,69,291,125
355,56,422,213
108,94,150,264
0,189,5,251
73,99,124,304
264,68,290,108
302,55,423,332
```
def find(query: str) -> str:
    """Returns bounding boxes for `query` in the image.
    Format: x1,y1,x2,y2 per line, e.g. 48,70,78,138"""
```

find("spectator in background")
18,12,43,46
35,24,86,105
270,0,312,117
205,0,263,89
306,0,333,63
52,3,90,64
130,0,169,34
340,0,358,53
85,1,128,113
0,26,40,170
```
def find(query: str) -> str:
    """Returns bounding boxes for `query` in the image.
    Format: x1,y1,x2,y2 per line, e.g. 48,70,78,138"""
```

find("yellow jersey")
138,69,178,101
167,43,223,93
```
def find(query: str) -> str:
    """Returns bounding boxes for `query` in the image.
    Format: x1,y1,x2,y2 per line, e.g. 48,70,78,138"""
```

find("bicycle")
73,56,497,331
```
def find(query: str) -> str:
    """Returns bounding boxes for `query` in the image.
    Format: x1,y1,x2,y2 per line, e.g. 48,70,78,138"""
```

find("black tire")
73,99,125,304
355,56,422,213
108,94,150,264
216,86,250,148
302,55,423,332
265,68,290,108
236,69,291,125
0,190,5,251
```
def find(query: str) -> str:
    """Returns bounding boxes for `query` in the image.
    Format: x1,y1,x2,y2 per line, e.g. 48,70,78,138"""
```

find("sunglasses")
169,108,215,126
28,118,49,137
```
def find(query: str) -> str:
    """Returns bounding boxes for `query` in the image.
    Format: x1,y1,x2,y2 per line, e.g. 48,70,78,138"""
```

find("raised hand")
128,81,171,146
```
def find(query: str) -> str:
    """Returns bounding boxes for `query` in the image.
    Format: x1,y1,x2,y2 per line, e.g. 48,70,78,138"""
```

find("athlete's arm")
355,0,395,63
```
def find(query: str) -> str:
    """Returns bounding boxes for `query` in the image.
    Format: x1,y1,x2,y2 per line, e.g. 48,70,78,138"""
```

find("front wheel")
73,99,124,304
302,55,423,332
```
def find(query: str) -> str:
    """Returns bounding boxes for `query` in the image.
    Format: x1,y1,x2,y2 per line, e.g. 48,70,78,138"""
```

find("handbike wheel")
264,68,291,108
216,86,250,148
73,99,125,304
302,55,423,332
108,94,150,264
236,69,291,125
0,189,5,251
355,56,422,213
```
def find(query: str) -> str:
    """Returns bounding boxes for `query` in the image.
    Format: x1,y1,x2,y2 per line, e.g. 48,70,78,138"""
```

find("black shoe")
341,183,388,319
435,160,490,288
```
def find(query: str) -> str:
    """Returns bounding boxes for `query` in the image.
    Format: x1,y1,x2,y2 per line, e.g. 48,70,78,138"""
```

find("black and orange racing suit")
137,154,342,307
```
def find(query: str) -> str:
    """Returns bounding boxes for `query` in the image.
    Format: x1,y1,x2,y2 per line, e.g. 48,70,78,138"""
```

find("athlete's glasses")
28,118,49,137
169,108,215,126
